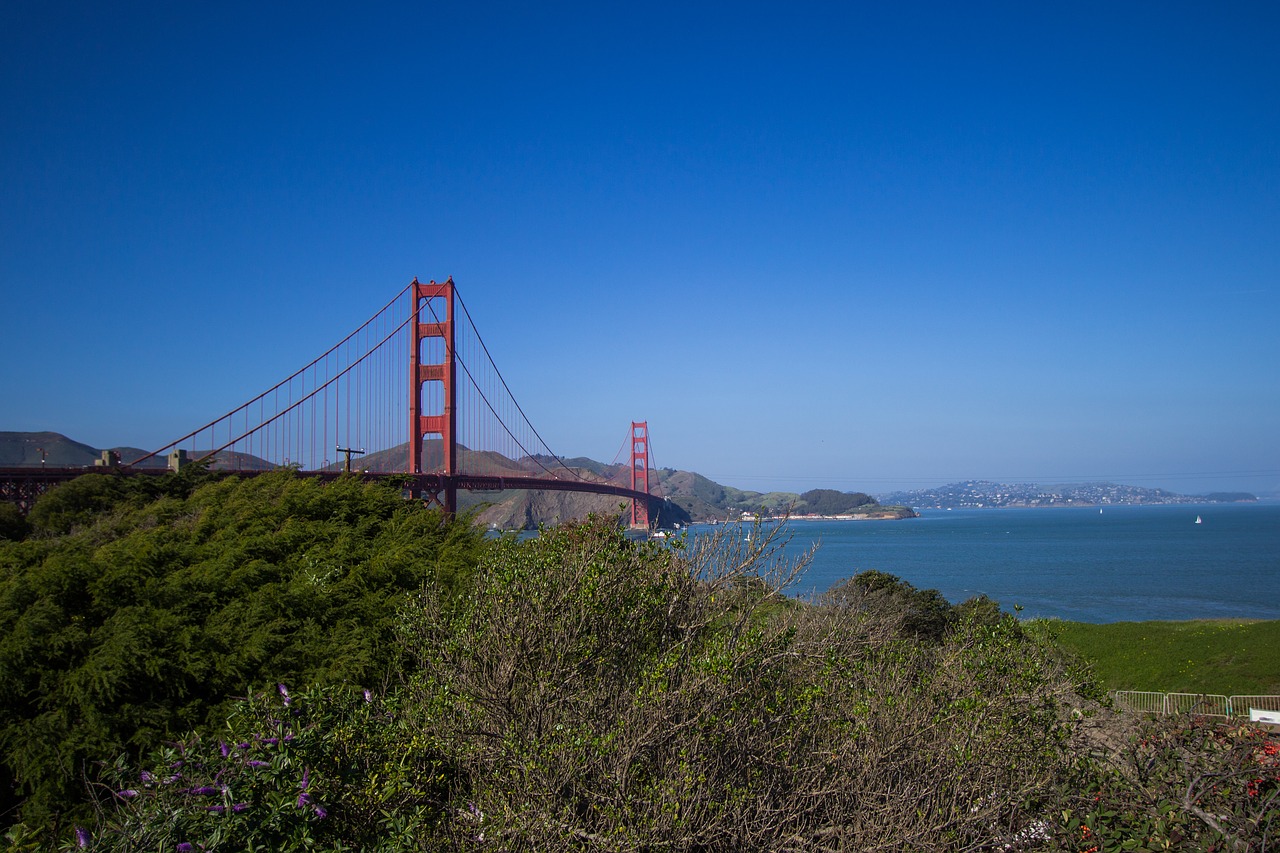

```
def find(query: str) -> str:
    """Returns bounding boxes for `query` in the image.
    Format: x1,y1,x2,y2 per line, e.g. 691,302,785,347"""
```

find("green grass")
1035,619,1280,695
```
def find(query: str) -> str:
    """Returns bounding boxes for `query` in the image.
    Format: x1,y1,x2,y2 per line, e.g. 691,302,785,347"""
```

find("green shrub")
0,503,28,542
387,516,1087,849
72,685,451,851
0,471,485,834
820,568,957,640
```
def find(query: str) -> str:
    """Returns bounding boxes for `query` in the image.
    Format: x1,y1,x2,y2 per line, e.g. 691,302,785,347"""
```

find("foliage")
820,568,958,640
19,491,1278,850
1056,716,1280,852
1037,619,1280,695
63,685,451,852
21,466,217,538
0,471,485,834
796,488,875,515
390,516,1087,849
0,504,27,543
58,516,1093,850
23,474,138,537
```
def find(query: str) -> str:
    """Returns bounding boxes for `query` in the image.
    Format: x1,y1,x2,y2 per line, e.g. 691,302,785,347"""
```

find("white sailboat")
1195,515,1203,524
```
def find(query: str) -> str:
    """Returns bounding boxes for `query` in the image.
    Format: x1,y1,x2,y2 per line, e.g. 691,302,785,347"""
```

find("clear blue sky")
3,1,1277,496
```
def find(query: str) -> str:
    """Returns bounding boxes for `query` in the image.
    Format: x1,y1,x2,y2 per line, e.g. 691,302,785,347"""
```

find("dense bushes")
5,486,1278,849
66,517,1095,850
0,471,484,832
0,505,27,543
1048,713,1280,851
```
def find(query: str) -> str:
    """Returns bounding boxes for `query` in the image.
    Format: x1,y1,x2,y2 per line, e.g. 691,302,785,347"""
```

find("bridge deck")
0,466,654,517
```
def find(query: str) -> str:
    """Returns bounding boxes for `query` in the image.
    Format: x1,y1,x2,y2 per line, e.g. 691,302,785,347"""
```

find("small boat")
1195,515,1203,524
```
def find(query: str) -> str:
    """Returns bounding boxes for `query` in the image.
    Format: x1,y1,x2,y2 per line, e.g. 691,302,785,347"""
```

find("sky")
2,1,1278,496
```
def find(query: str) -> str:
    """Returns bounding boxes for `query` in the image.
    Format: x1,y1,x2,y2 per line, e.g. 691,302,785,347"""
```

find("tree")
821,568,956,640
0,470,486,833
0,504,27,542
797,488,875,515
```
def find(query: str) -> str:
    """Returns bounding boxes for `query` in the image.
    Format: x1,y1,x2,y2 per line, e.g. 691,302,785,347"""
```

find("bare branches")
395,514,1089,850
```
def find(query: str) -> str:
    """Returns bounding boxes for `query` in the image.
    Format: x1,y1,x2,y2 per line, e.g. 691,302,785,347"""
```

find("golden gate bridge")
1,278,659,526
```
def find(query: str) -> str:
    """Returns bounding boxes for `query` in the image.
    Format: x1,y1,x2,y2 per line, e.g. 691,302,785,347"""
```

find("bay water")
757,502,1280,623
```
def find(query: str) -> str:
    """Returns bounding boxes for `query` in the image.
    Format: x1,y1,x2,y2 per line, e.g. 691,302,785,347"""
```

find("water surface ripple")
762,503,1280,623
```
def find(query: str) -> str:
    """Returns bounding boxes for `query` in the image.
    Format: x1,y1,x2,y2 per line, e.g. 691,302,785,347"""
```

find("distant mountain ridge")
877,479,1257,509
0,431,264,470
0,431,166,469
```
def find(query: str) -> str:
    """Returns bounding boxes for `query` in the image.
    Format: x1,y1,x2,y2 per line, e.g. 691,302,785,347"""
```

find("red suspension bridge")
2,278,660,527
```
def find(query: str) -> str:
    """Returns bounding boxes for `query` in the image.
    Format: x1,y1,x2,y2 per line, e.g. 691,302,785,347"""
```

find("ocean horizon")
757,501,1280,623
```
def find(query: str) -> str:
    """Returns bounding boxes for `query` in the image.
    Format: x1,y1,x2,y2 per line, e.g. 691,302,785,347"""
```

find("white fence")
1111,691,1280,721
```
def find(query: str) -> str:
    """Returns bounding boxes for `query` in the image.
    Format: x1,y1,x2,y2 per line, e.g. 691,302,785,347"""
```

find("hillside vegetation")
0,470,485,832
1,472,1278,850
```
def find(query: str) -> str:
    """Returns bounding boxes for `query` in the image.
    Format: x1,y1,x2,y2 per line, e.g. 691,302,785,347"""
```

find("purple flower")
74,827,90,848
116,789,138,799
206,804,225,814
246,760,270,768
219,741,230,758
314,805,328,819
232,802,249,813
278,683,291,705
177,844,193,853
190,786,218,796
300,767,310,790
363,689,372,703
237,741,250,750
140,770,154,784
297,792,312,808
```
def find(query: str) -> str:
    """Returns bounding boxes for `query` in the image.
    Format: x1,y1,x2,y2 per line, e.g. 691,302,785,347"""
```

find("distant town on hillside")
876,480,1257,510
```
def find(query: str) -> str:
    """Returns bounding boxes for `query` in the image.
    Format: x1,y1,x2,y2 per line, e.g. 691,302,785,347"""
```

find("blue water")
760,502,1280,623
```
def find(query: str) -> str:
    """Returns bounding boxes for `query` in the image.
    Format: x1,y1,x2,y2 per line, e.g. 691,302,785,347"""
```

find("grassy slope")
1041,619,1280,695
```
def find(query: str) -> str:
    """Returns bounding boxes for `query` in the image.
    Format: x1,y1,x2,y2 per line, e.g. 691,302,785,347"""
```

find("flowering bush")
1057,716,1280,851
78,684,453,851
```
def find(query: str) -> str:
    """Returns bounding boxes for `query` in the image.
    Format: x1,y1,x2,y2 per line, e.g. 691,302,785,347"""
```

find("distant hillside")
0,432,267,472
0,431,168,469
0,431,100,467
878,480,1258,509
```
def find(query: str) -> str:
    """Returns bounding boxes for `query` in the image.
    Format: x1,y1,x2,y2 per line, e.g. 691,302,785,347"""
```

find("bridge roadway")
0,466,656,517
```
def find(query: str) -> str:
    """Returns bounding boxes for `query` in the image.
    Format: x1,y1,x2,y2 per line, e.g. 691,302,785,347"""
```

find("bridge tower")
630,420,651,528
409,277,457,514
